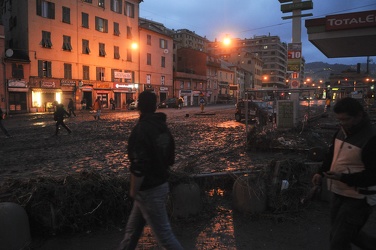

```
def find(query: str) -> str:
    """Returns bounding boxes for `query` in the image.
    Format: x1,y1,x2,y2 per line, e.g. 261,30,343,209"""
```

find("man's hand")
312,173,322,186
323,171,342,181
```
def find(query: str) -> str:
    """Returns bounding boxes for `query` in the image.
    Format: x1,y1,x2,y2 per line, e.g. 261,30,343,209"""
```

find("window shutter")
47,61,52,77
38,60,43,77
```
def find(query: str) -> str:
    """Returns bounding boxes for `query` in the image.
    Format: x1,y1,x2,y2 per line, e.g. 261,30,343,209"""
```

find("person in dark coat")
0,108,11,137
118,91,183,250
54,104,71,135
68,98,76,117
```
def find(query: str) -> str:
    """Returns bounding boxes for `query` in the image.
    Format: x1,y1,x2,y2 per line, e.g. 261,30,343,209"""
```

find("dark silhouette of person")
118,91,183,250
0,108,11,137
54,104,71,135
68,98,76,117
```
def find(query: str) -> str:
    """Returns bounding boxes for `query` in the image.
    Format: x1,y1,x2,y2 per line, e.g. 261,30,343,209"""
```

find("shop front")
113,83,138,109
94,82,112,109
159,86,169,103
60,80,77,108
29,77,62,112
7,80,28,114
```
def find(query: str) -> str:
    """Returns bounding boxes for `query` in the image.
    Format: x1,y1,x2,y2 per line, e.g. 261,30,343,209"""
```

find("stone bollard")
0,202,31,250
232,175,267,213
170,182,202,218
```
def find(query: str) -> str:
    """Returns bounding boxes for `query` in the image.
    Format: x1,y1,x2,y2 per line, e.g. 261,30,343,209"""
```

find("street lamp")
131,41,140,96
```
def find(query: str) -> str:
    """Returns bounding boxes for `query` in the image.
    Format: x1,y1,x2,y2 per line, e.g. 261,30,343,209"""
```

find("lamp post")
131,41,140,98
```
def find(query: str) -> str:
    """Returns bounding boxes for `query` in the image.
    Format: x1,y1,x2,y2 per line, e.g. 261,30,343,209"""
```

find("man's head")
138,91,157,113
333,97,364,130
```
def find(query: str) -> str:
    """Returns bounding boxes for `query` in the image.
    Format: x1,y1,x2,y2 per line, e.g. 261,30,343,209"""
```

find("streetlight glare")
223,37,231,46
131,42,138,50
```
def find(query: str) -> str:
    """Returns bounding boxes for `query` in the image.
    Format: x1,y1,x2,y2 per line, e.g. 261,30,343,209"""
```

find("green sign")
277,101,294,128
281,1,313,13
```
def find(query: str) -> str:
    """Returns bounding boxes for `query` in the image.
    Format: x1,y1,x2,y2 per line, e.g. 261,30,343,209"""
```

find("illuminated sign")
326,10,376,31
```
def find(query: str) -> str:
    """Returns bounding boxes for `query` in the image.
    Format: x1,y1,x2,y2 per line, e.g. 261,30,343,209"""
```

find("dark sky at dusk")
140,0,376,65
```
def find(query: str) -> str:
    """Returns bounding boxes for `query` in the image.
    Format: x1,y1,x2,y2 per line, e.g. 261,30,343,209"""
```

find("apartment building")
208,35,289,89
175,47,223,105
3,0,142,113
138,18,174,103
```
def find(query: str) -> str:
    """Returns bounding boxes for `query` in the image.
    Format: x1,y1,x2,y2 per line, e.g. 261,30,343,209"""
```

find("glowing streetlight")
223,35,231,46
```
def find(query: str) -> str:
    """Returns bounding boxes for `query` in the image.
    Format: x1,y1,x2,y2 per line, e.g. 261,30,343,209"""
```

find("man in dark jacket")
312,97,376,250
0,108,11,137
54,104,71,136
68,98,76,117
118,91,183,250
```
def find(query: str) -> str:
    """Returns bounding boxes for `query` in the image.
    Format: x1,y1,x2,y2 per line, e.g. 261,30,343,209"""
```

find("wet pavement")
0,104,274,183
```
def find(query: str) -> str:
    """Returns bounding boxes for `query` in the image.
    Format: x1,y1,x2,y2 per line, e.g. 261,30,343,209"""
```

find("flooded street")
0,104,268,182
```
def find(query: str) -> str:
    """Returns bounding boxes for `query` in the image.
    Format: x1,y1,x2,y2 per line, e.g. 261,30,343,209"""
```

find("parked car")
128,100,138,110
235,100,275,125
158,98,178,108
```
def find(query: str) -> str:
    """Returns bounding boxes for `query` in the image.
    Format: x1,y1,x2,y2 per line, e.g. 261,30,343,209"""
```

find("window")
99,43,106,57
98,0,105,8
82,13,89,28
41,31,52,48
83,65,90,80
114,22,120,36
62,35,72,51
12,64,24,79
36,0,55,19
125,2,134,18
126,48,132,61
64,63,72,79
82,39,90,54
127,26,132,39
180,81,184,89
114,46,120,59
160,39,168,49
62,6,70,24
95,17,108,33
161,76,165,85
111,0,122,14
161,56,165,68
96,67,105,81
38,60,52,77
147,53,151,65
83,0,92,3
147,35,151,45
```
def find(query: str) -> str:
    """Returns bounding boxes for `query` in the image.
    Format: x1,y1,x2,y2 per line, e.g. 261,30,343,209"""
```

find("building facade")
139,18,174,104
3,0,142,113
207,35,289,89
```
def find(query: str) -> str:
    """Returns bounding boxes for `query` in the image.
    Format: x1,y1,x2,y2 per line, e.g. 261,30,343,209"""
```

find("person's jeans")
118,182,183,250
330,194,376,250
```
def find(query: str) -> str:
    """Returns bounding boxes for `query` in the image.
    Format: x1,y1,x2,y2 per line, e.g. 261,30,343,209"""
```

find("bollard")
0,202,31,250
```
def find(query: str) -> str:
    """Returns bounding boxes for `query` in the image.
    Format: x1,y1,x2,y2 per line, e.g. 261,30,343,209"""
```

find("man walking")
0,108,11,137
54,104,71,135
92,96,102,120
68,98,76,117
312,97,376,250
118,91,183,250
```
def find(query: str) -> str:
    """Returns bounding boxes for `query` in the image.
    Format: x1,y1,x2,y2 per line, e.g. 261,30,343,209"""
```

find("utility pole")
279,0,313,126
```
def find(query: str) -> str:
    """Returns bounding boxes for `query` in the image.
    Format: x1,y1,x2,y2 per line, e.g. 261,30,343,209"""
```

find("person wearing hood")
312,97,376,250
118,91,183,250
